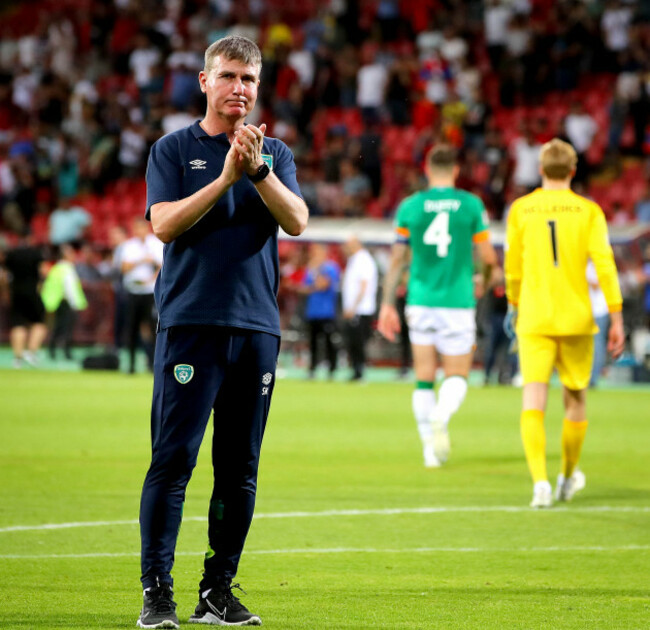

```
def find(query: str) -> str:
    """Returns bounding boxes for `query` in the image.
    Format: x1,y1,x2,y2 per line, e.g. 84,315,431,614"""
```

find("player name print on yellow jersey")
522,203,583,214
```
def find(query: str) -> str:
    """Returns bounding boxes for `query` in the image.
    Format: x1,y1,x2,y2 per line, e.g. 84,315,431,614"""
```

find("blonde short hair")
540,138,578,180
204,35,262,73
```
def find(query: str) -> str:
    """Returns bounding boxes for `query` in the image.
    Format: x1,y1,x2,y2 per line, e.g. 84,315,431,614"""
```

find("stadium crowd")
0,0,650,236
0,0,649,362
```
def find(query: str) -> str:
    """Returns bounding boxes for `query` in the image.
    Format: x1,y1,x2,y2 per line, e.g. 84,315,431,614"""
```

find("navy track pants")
139,326,279,590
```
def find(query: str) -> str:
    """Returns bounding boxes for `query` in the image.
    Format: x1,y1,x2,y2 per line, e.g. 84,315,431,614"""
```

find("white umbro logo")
189,159,207,170
261,372,273,396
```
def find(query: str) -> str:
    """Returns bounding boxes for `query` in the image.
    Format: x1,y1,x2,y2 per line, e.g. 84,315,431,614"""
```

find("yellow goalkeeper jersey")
505,187,622,336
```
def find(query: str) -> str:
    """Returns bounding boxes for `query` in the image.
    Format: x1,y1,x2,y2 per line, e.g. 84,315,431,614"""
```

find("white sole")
530,494,553,509
188,612,262,626
136,619,179,629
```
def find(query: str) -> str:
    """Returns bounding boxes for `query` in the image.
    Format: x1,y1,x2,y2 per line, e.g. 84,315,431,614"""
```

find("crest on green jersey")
173,364,194,384
261,154,273,170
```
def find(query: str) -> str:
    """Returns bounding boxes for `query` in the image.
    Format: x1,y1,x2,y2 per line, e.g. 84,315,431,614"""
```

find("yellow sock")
561,418,588,478
520,410,547,483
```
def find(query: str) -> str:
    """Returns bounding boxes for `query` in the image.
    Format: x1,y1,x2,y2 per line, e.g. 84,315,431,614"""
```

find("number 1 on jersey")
547,219,558,266
423,212,452,257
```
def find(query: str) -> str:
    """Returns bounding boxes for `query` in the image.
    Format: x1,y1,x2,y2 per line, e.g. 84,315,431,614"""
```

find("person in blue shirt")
301,243,340,379
137,36,308,629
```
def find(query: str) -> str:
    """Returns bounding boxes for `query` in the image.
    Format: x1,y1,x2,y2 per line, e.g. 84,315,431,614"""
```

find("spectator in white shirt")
601,1,633,54
565,103,598,155
484,0,512,69
504,13,532,58
118,119,148,177
511,128,541,190
121,218,164,373
341,236,378,381
129,32,162,89
415,17,443,62
162,101,202,136
564,102,598,183
439,26,468,70
356,51,388,125
166,37,204,110
288,47,315,89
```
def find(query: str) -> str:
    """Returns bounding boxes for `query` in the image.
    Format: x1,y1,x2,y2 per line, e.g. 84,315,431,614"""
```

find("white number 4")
423,212,452,257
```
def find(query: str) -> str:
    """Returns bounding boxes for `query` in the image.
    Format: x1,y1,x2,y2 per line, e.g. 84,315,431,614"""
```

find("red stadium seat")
30,212,50,244
382,126,418,164
78,195,102,218
365,198,385,218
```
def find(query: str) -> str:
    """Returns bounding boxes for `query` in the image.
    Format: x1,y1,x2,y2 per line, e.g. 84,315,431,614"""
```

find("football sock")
412,383,435,444
561,418,588,479
520,409,547,483
431,376,467,427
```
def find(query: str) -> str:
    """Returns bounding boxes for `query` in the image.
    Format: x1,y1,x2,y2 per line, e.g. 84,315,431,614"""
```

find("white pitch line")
1,545,649,560
1,505,649,534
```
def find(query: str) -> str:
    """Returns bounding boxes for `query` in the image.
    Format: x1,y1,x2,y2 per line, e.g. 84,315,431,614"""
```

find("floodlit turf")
1,370,649,629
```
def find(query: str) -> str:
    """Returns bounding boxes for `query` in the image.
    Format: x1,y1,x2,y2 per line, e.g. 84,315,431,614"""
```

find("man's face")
199,56,260,122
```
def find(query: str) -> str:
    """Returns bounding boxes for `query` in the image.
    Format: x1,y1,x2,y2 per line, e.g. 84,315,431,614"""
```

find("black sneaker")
137,583,180,629
188,582,262,626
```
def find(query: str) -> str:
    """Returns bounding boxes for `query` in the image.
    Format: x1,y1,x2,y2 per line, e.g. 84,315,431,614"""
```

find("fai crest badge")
261,154,273,170
174,364,194,384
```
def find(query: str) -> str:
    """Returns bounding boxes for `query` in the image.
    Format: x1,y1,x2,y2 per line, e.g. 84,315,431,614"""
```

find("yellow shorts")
518,334,594,391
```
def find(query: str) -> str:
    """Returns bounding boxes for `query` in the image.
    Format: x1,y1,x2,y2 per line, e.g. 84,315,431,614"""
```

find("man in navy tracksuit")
137,36,308,629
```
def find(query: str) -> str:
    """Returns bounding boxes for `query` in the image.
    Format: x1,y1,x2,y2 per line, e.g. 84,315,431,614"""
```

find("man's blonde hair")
204,35,262,73
540,138,577,180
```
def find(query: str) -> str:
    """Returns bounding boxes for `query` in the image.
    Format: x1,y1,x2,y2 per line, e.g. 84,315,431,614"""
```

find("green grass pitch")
1,371,649,629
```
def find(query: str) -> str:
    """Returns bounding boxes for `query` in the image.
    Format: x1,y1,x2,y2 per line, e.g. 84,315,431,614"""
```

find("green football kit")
394,186,490,308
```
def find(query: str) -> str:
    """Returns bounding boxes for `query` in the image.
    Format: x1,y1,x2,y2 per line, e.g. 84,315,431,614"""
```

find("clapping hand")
234,123,267,175
221,123,266,187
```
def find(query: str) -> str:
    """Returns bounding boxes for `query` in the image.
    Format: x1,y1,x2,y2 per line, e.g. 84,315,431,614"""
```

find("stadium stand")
0,0,649,351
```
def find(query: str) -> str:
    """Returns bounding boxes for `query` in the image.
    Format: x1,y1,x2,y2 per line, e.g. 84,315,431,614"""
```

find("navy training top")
145,121,303,337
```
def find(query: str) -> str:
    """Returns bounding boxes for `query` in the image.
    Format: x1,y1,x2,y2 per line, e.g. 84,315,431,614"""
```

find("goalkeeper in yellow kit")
504,139,625,508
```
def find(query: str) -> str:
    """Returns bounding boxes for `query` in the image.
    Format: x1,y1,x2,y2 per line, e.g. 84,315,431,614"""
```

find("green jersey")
395,187,490,308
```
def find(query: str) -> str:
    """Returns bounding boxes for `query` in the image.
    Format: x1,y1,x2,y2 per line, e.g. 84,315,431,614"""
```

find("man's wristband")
247,162,270,183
